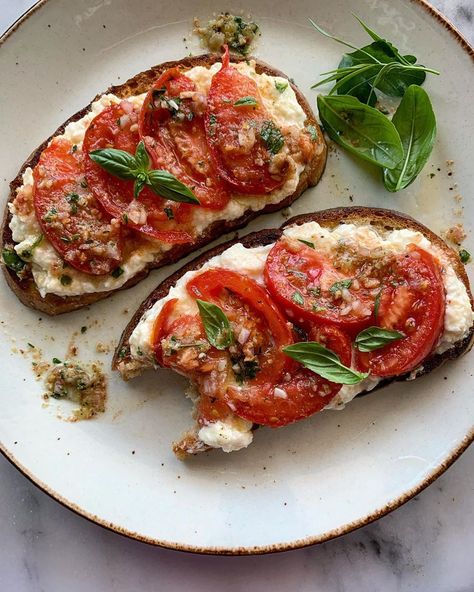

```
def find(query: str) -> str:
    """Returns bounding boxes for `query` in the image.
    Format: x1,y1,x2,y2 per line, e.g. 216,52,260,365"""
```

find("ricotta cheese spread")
9,62,308,297
128,220,474,452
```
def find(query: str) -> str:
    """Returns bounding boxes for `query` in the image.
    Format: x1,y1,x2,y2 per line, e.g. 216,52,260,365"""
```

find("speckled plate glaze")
0,0,473,555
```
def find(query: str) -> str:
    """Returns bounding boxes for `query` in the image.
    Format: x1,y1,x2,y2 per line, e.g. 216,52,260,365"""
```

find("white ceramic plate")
0,0,473,554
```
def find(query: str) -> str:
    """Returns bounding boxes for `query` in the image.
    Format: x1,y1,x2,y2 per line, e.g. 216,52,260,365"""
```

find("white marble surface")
1,1,473,591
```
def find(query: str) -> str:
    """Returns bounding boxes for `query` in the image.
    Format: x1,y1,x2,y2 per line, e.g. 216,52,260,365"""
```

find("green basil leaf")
234,96,258,107
135,140,150,171
196,299,233,350
275,80,288,93
134,173,147,198
355,326,404,352
335,53,378,106
2,248,27,273
283,342,369,385
317,94,403,169
459,249,471,264
383,85,436,192
89,148,137,180
147,170,200,204
375,63,426,98
260,120,285,155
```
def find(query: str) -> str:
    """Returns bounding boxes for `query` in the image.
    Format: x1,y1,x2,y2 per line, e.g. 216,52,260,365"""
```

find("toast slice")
1,53,326,315
113,207,474,459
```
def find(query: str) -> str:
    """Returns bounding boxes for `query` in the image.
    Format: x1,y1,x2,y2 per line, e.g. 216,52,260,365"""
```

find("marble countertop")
1,2,473,591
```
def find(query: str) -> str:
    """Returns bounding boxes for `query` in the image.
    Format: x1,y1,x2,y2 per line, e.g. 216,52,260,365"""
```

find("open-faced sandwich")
1,47,326,314
114,207,474,459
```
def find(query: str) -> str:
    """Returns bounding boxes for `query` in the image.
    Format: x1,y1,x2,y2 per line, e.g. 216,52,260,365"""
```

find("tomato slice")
139,68,230,210
264,238,376,334
151,296,235,424
187,268,293,385
204,45,287,194
33,137,123,275
83,101,193,244
356,246,445,377
227,324,352,427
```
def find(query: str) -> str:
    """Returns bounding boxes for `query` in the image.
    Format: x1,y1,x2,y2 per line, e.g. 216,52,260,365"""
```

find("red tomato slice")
204,45,287,194
187,268,293,386
83,101,193,244
139,68,230,210
228,324,352,427
151,296,234,423
33,137,123,275
356,246,445,377
264,238,376,334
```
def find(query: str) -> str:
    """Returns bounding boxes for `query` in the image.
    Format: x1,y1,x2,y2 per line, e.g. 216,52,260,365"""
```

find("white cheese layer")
129,221,473,452
9,62,308,297
198,417,254,452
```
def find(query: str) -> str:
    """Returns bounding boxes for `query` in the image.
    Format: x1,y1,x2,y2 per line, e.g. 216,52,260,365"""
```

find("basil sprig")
383,85,436,192
283,342,368,385
355,327,404,352
196,299,234,350
89,141,199,204
311,15,438,191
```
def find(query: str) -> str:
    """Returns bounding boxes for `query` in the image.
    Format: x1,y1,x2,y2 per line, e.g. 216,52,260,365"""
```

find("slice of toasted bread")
112,207,474,459
1,53,326,315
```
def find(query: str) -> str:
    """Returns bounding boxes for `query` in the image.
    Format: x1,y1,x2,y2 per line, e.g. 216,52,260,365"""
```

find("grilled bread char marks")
2,54,326,315
112,207,474,458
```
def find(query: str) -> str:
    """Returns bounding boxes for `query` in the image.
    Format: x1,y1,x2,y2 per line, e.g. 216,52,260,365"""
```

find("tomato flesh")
139,68,230,210
228,324,352,427
356,246,445,377
83,101,193,244
204,45,287,194
33,137,123,275
264,238,375,334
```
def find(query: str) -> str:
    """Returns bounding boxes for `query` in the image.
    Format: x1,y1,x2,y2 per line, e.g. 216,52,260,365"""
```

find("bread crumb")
443,224,466,246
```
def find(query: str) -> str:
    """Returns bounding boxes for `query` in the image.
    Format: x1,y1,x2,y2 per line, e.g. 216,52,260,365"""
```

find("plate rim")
0,0,473,555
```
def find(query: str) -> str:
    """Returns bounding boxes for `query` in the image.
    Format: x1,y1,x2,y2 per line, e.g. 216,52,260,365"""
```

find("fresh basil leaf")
283,342,368,385
2,248,26,273
196,299,233,350
275,80,288,93
147,170,200,204
89,148,137,180
335,52,378,106
260,120,285,154
135,141,150,171
375,63,426,98
317,94,403,169
459,249,471,264
383,85,436,192
133,173,147,198
355,326,404,352
234,96,258,107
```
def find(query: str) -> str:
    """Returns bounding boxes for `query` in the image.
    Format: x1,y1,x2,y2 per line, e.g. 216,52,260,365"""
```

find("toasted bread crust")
1,53,326,315
112,207,474,458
